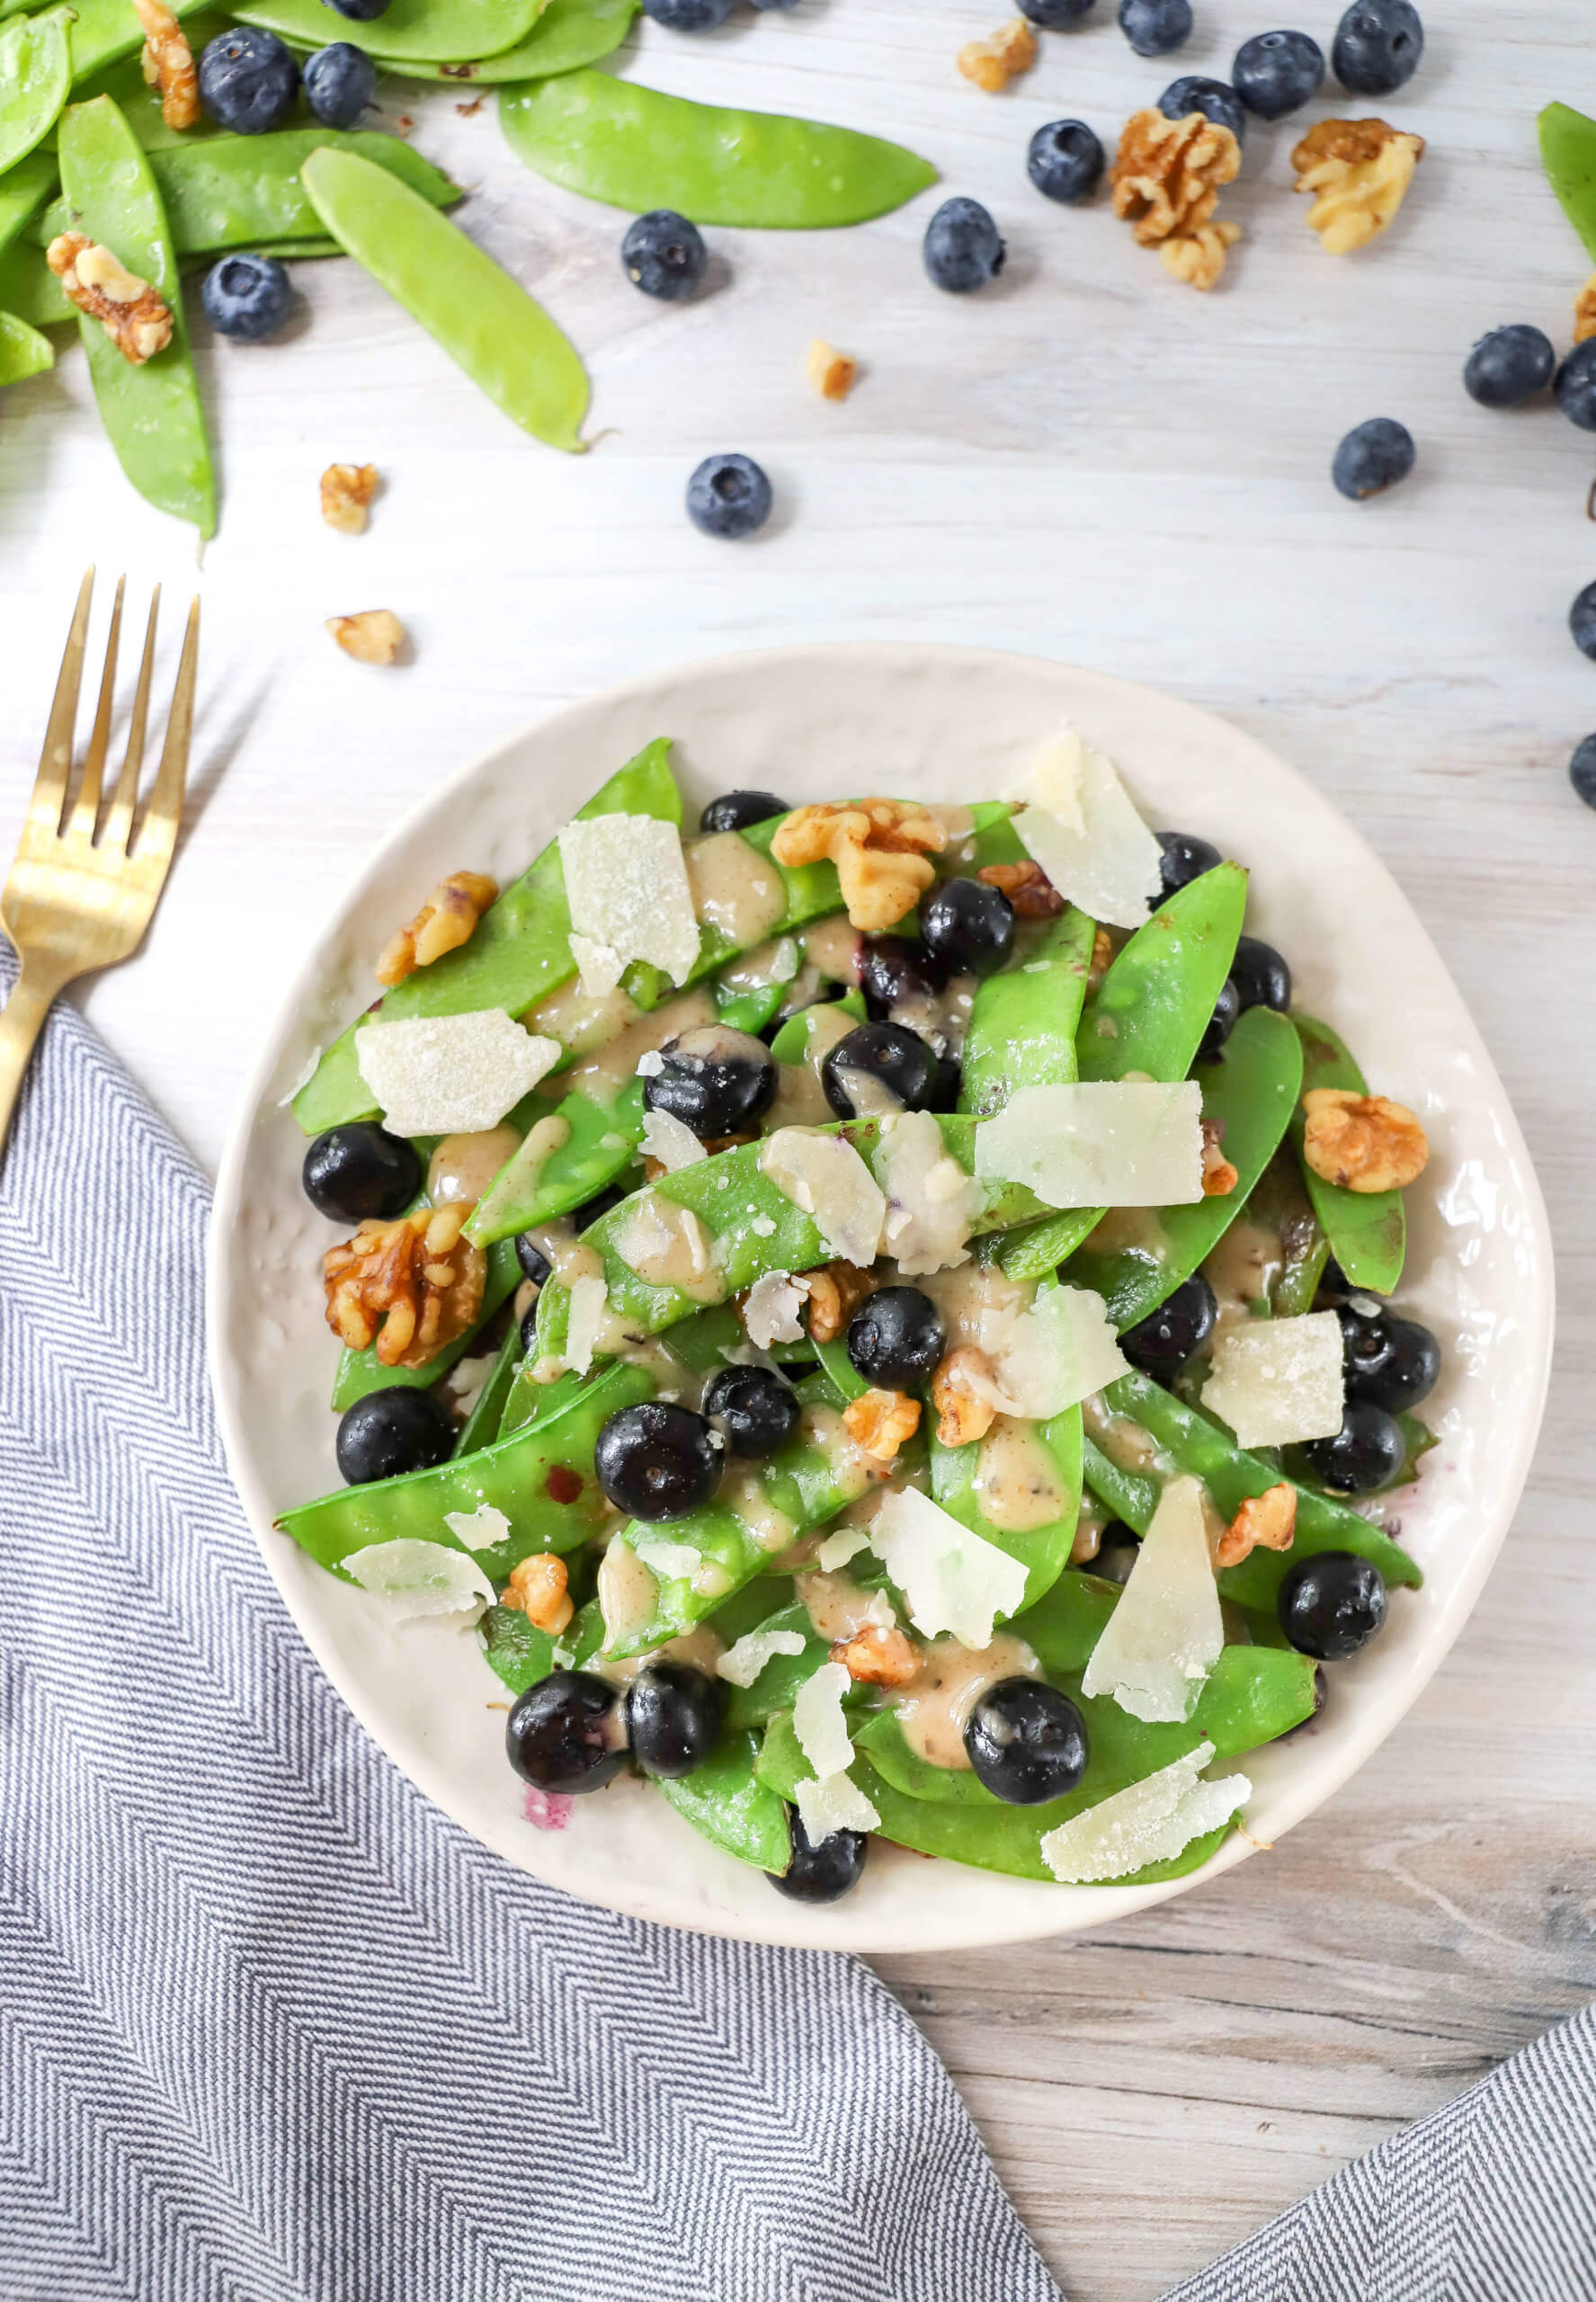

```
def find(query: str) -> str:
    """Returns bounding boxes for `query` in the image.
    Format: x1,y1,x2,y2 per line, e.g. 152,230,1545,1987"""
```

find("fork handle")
0,962,66,1164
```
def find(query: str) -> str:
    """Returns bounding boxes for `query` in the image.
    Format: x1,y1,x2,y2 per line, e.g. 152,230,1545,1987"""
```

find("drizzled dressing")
892,1633,1039,1769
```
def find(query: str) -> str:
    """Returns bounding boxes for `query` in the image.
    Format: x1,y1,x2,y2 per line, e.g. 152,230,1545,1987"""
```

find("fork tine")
29,567,94,840
132,593,199,872
103,586,159,855
66,575,124,844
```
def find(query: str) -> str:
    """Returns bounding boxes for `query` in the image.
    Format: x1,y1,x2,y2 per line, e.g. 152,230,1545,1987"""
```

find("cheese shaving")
342,1539,495,1622
869,1486,1030,1652
1080,1474,1222,1722
794,1770,880,1843
632,1532,703,1585
974,1081,1205,1208
353,1011,561,1138
1008,728,1164,930
742,1271,810,1350
716,1626,808,1688
1201,1310,1346,1448
640,1108,709,1173
564,1272,609,1377
872,1110,984,1276
792,1659,856,1779
759,1129,887,1266
559,814,700,991
994,1285,1129,1418
441,1503,512,1556
1039,1742,1250,1883
816,1525,870,1572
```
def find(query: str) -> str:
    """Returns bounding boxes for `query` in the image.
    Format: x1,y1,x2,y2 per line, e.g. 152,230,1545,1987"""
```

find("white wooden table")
3,4,1593,2292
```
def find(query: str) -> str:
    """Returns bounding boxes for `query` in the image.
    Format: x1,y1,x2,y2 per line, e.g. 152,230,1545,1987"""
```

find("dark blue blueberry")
506,1672,625,1793
1296,1402,1405,1495
198,27,299,132
321,0,389,22
1570,735,1596,807
1571,584,1596,661
1154,827,1222,903
748,0,800,9
1464,325,1554,410
860,936,947,1020
686,451,772,540
644,1023,776,1138
519,1304,539,1353
1231,29,1324,118
821,1020,940,1117
700,789,789,832
641,0,733,25
1277,1551,1388,1660
1197,975,1241,1061
624,1662,724,1779
965,1678,1089,1805
922,878,1015,976
594,1402,722,1520
621,208,707,301
1556,341,1596,431
1018,0,1095,21
1026,118,1105,203
302,40,374,127
923,196,1005,293
1339,1304,1440,1412
1229,933,1291,1013
846,1285,945,1389
1119,0,1190,57
1333,417,1414,501
335,1387,454,1485
771,1809,868,1902
1091,1522,1141,1584
302,1121,419,1221
514,1232,553,1286
1157,75,1245,144
702,1365,801,1459
1120,1272,1217,1374
202,253,293,342
1332,0,1422,95
573,1184,625,1231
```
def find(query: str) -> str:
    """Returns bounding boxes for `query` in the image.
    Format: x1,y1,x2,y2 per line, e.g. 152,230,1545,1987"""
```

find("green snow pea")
998,862,1248,1283
928,1400,1083,1614
499,68,937,229
958,906,1097,1119
294,741,679,1136
0,238,68,323
279,1356,655,1575
330,1233,522,1411
1063,1004,1304,1331
65,18,227,146
0,8,71,174
452,1319,524,1457
0,305,52,381
64,0,212,85
1081,1368,1422,1610
657,1729,792,1874
0,147,56,251
57,97,215,536
1288,1014,1405,1296
1234,1149,1331,1318
355,0,638,83
498,1361,587,1438
1008,1566,1119,1673
1540,102,1596,263
237,0,546,63
480,1601,557,1694
716,1597,830,1730
301,146,589,451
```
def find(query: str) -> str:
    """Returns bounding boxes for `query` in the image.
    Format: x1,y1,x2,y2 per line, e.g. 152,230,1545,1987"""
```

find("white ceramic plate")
209,645,1554,1954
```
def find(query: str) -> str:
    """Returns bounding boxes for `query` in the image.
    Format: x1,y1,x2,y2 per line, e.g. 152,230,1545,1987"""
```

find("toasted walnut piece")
1216,1483,1297,1570
1160,219,1242,290
802,1261,878,1345
932,1345,1000,1449
1088,926,1115,989
46,233,173,366
977,860,1064,919
1301,1088,1428,1193
323,1204,486,1369
831,1623,919,1688
807,338,859,401
843,1387,922,1462
321,461,379,535
133,0,199,129
1291,117,1423,254
771,799,946,934
328,609,406,665
1200,1119,1240,1198
1111,108,1241,247
957,15,1037,91
1576,275,1596,346
376,869,500,988
501,1552,575,1635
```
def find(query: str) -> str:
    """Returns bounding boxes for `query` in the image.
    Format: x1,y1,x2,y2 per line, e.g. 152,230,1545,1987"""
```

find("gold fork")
0,567,200,1162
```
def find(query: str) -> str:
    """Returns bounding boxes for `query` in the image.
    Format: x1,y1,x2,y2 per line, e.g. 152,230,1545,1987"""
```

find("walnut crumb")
1111,108,1241,249
1088,926,1115,989
807,338,858,401
843,1387,922,1462
327,609,406,665
323,1203,486,1369
134,0,199,129
1302,1088,1428,1192
1576,274,1596,344
45,234,173,366
1200,1118,1240,1197
801,1261,878,1345
377,869,499,987
1160,219,1242,290
500,1552,574,1635
957,16,1036,91
1217,1483,1297,1569
1291,117,1423,254
831,1623,919,1688
932,1346,999,1448
771,799,946,933
977,860,1063,918
321,461,379,534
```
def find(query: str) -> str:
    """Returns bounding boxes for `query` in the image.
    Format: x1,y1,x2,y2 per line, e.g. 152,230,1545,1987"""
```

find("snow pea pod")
0,147,56,251
1063,1004,1303,1329
499,68,937,230
1288,1014,1405,1295
330,1233,521,1411
716,1597,830,1730
658,1729,791,1874
451,1319,524,1457
301,146,589,451
0,237,68,322
998,862,1248,1283
1081,1368,1422,1609
0,305,52,381
355,0,638,84
65,18,227,147
1239,1148,1330,1317
928,1401,1083,1613
57,96,215,536
497,1361,586,1439
294,742,679,1137
480,1601,557,1694
958,906,1096,1119
237,0,546,64
65,0,211,85
1540,102,1596,263
0,8,71,175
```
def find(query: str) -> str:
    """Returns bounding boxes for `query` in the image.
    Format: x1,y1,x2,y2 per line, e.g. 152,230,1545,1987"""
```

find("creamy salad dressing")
1083,1206,1172,1265
803,915,861,982
919,1260,1034,1354
523,1219,644,1368
892,1633,1039,1769
1080,1392,1175,1478
609,1190,727,1304
801,1402,887,1502
973,1414,1069,1531
528,975,639,1058
596,1538,660,1653
684,829,788,947
458,1111,569,1214
887,974,976,1060
426,1123,523,1207
768,1004,859,1129
722,1467,797,1554
797,1568,887,1641
1204,1218,1286,1341
567,986,718,1106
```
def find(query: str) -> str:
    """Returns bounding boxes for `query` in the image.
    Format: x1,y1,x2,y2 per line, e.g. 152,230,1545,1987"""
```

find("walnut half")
45,234,173,366
802,1260,878,1345
771,799,947,933
1301,1088,1429,1193
1216,1483,1297,1569
977,860,1063,919
1200,1119,1239,1198
323,1204,486,1369
501,1552,574,1635
1291,118,1423,254
134,0,199,129
377,869,499,987
1111,108,1241,248
932,1345,1000,1448
831,1623,919,1688
843,1387,922,1462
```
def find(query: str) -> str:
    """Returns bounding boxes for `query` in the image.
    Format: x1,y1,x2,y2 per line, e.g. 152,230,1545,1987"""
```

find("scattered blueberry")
624,1662,724,1779
771,1808,869,1902
1464,326,1555,410
1339,1304,1440,1412
334,1387,455,1485
1154,828,1222,904
1231,29,1324,118
1555,341,1596,431
641,0,733,26
1119,0,1190,55
514,1232,553,1287
506,1672,626,1793
686,452,772,540
1018,0,1096,21
700,789,789,832
1331,0,1422,95
821,1020,940,1117
302,1121,420,1222
922,878,1015,977
1091,1522,1142,1584
860,936,946,1019
923,197,1005,294
202,253,293,342
1332,418,1415,501
572,1183,625,1231
621,209,707,302
644,1022,776,1138
966,1679,1089,1805
1197,976,1241,1062
1157,75,1246,145
1026,119,1105,204
702,1365,801,1459
1277,1551,1388,1661
593,1401,723,1521
198,27,299,132
1296,1401,1406,1495
519,1305,539,1354
1570,735,1596,807
1571,583,1596,661
1120,1272,1217,1375
846,1284,946,1389
302,40,374,128
1229,934,1291,1013
322,0,389,21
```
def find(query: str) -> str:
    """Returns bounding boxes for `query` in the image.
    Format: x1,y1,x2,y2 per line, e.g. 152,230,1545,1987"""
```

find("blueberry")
644,1022,775,1138
641,0,733,25
1331,0,1422,95
846,1285,945,1389
624,1661,724,1779
1229,934,1291,1014
1570,584,1596,662
1277,1551,1388,1660
302,40,374,128
321,0,389,21
1555,341,1596,431
1157,76,1246,145
519,1306,539,1353
198,27,299,132
573,1184,625,1231
748,0,799,9
1339,1304,1440,1412
922,878,1015,977
686,452,771,540
1197,976,1241,1061
1333,418,1415,501
1091,1522,1141,1584
1026,119,1105,204
965,1678,1089,1805
1296,1402,1405,1495
506,1671,625,1793
1232,29,1324,118
514,1232,553,1286
771,1808,868,1902
821,1021,940,1118
1119,0,1190,57
1570,736,1596,807
302,1121,420,1222
334,1387,455,1485
1154,828,1222,904
201,250,293,343
702,1364,801,1458
1317,1255,1352,1305
860,936,947,1019
594,1401,722,1520
1120,1272,1217,1374
621,208,707,302
700,789,789,833
1464,325,1554,410
923,197,1005,294
1017,0,1095,21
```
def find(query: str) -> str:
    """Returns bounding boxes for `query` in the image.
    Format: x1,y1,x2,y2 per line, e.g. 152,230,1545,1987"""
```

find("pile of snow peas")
281,741,1444,1906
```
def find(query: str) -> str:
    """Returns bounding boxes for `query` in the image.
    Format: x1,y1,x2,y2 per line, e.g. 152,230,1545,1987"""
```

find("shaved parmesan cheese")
975,1082,1204,1209
759,1129,887,1267
1202,1311,1346,1447
872,1110,985,1276
632,1532,703,1584
1009,729,1163,931
716,1626,808,1688
793,1659,856,1779
277,1044,321,1107
794,1770,880,1843
771,936,801,983
751,1215,777,1238
640,1108,708,1173
1081,1474,1222,1722
869,1486,1030,1652
441,1503,511,1555
1039,1742,1250,1883
560,815,700,991
994,1286,1129,1419
564,1272,609,1377
636,1049,666,1077
816,1525,869,1572
354,1011,560,1138
742,1271,810,1350
343,1539,494,1622
568,934,626,1000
